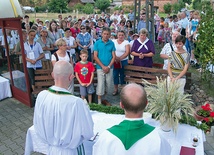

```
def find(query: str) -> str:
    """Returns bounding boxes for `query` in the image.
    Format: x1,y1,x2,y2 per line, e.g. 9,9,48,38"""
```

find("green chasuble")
108,120,155,150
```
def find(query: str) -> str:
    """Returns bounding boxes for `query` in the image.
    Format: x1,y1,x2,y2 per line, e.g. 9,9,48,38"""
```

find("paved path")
0,97,214,155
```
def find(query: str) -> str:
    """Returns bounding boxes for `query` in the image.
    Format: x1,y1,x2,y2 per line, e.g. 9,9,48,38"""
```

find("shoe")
101,100,112,106
190,60,195,66
112,90,118,96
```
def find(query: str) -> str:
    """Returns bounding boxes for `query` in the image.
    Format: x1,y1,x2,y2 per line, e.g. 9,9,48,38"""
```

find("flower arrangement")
196,103,214,127
144,78,195,133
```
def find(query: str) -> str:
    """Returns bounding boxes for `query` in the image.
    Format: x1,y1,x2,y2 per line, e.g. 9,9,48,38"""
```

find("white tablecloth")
0,76,12,100
25,111,205,155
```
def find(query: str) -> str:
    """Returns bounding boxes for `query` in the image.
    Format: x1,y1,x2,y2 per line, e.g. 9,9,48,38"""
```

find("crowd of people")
0,7,204,155
0,8,201,102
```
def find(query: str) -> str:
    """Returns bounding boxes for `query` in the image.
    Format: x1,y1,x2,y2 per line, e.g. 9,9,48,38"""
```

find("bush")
83,3,94,14
163,3,172,14
35,4,48,13
172,1,185,14
95,0,110,12
73,3,84,13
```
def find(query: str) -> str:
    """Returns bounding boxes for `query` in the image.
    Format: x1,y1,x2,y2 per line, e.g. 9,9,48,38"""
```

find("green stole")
108,120,155,150
48,87,72,95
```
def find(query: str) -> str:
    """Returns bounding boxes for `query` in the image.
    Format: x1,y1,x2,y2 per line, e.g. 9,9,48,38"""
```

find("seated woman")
130,28,155,68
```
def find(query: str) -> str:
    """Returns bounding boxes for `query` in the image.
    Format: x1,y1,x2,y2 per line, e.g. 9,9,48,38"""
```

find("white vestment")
93,128,171,155
25,86,94,155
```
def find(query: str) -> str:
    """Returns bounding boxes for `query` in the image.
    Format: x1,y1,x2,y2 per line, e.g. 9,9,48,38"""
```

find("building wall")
122,0,178,12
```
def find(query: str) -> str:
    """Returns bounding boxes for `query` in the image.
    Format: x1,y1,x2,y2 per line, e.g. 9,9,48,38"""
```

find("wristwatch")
107,66,110,68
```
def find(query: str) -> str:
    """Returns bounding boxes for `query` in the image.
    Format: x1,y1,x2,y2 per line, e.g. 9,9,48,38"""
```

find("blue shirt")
76,32,91,50
94,39,116,69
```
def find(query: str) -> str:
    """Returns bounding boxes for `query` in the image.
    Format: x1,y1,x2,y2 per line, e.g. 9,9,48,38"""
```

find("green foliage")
193,0,211,10
95,0,110,12
172,1,185,13
89,104,125,114
182,0,192,5
163,3,172,14
48,0,68,13
73,3,84,13
196,5,214,85
179,115,210,132
145,78,195,132
83,3,94,14
35,4,48,13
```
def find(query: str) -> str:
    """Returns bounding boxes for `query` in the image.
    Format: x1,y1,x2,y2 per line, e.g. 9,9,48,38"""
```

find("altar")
25,111,205,155
0,76,12,100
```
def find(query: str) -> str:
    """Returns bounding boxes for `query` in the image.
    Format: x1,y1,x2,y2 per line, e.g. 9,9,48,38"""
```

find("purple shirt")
131,39,155,67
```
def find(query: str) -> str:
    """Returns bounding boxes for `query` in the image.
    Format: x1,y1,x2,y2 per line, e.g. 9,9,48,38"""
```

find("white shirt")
160,43,187,70
51,52,71,62
93,128,171,155
24,41,43,68
63,36,76,55
33,86,94,155
113,39,129,60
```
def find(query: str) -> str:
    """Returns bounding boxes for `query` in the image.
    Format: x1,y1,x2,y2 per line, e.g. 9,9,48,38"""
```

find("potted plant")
195,103,214,127
144,78,195,132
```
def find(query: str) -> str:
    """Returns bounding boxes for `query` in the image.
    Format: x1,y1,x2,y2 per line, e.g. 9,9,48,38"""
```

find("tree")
163,3,172,14
48,0,68,13
95,0,110,12
196,4,214,86
83,3,94,14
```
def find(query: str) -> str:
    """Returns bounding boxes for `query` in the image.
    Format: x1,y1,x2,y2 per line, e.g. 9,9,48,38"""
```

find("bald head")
53,61,73,79
120,83,147,114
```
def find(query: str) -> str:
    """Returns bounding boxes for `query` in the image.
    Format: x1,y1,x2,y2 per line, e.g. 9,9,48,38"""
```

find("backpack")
53,51,70,61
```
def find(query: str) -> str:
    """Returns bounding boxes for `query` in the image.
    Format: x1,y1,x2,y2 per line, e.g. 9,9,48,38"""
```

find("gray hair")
139,28,148,36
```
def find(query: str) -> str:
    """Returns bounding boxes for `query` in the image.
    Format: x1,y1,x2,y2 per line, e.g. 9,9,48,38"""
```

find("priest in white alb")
93,83,171,155
25,61,94,155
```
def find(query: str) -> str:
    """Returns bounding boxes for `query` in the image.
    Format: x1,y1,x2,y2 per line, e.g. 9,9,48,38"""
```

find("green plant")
144,78,195,132
83,3,94,14
171,1,185,13
73,3,84,13
48,0,68,13
95,0,110,12
195,5,214,87
89,103,124,114
163,3,172,14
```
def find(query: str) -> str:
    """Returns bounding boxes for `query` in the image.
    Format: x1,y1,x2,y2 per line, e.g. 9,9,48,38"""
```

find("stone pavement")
0,97,214,155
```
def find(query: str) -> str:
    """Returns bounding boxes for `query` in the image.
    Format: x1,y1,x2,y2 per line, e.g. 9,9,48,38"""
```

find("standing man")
94,27,116,106
25,61,94,155
128,9,135,22
93,83,171,155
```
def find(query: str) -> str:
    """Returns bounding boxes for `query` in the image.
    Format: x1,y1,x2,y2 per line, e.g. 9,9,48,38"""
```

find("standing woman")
24,29,44,91
112,30,130,95
131,28,155,67
76,25,92,62
51,38,74,94
48,21,62,54
37,28,54,70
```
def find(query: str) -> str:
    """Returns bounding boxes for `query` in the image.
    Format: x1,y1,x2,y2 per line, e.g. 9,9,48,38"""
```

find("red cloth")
74,62,95,83
70,27,80,39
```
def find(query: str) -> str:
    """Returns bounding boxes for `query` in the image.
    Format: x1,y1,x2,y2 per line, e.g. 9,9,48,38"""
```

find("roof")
80,0,94,3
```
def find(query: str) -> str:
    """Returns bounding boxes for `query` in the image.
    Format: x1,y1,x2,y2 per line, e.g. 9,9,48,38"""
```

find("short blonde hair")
139,28,148,37
55,38,66,47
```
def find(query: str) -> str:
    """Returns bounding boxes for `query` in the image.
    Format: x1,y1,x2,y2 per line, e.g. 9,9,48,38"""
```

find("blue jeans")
113,60,128,85
185,38,191,55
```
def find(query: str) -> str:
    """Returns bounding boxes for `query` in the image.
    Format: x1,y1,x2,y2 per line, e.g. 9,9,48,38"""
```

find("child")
157,25,165,48
74,49,95,103
63,28,77,63
164,22,171,43
167,35,190,94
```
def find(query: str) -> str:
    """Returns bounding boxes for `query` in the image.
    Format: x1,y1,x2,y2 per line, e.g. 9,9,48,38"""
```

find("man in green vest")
93,83,171,155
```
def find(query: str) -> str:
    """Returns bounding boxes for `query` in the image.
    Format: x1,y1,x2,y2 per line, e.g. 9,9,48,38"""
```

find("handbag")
114,61,122,69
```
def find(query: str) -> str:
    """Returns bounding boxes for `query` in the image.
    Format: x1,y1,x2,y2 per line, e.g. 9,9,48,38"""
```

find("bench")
124,63,192,90
32,69,98,95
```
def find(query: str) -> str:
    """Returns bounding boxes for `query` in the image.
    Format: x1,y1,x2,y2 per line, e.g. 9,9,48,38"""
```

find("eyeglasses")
81,28,85,30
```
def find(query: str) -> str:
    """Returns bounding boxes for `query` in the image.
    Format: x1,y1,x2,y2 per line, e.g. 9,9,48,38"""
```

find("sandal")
112,90,118,96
